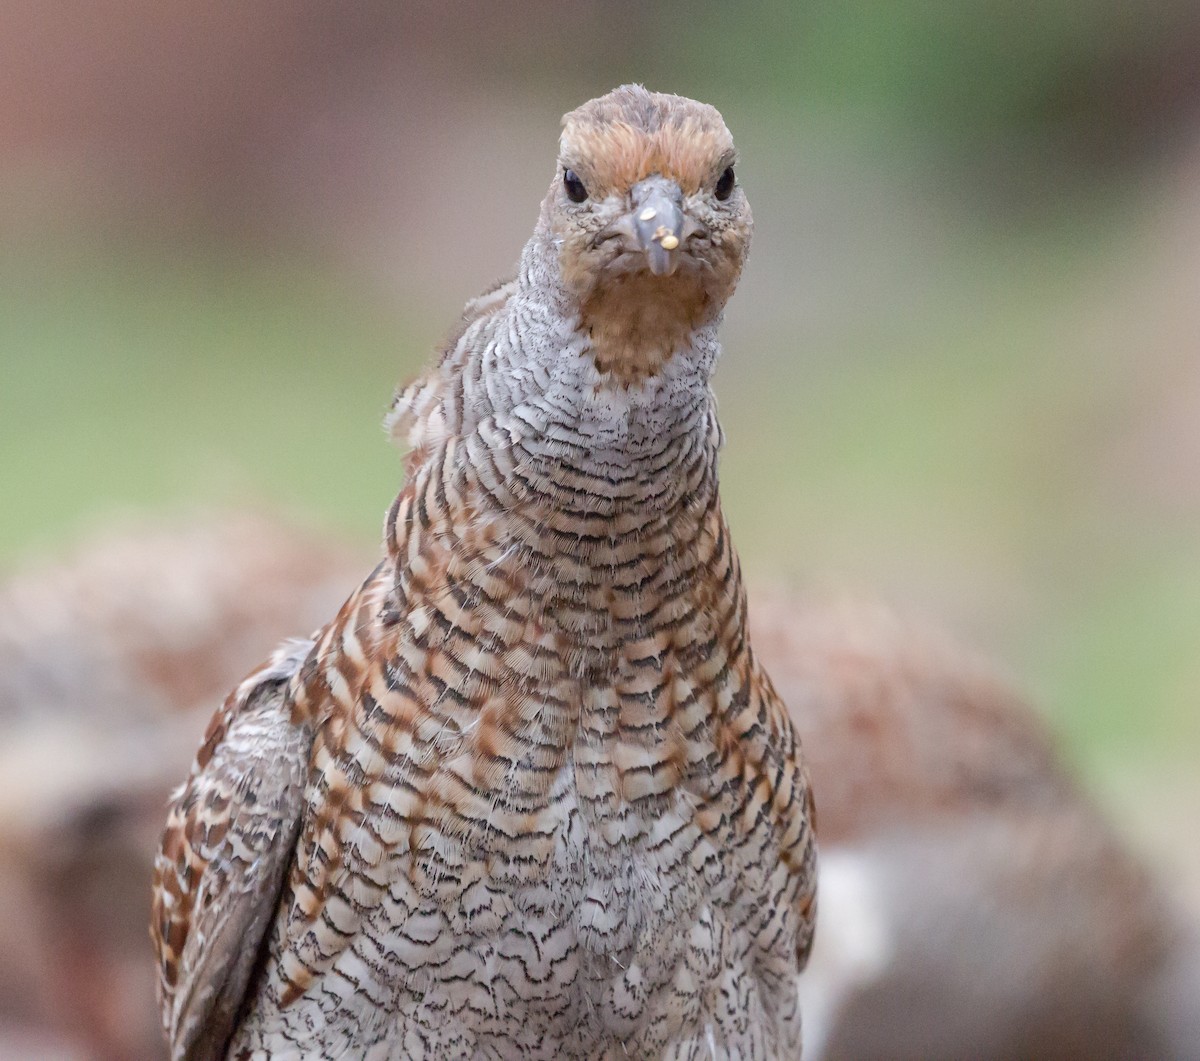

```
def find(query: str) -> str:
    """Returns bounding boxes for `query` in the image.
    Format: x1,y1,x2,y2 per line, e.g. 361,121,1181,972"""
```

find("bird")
749,591,1200,1060
151,85,818,1060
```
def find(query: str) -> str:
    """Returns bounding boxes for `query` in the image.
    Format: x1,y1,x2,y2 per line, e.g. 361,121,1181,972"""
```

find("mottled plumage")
152,86,817,1059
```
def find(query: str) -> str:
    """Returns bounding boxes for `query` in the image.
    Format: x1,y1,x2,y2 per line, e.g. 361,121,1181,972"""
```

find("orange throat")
578,271,713,383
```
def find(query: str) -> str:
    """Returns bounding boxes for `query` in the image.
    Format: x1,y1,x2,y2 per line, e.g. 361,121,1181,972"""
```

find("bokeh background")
2,1,1199,1054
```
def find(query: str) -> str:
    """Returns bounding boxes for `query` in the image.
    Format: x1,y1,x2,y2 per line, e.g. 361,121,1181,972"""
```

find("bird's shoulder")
455,274,521,341
150,553,396,1059
151,637,315,1061
386,275,518,455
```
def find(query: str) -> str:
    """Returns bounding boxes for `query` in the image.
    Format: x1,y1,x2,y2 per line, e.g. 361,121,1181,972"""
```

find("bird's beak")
630,177,685,277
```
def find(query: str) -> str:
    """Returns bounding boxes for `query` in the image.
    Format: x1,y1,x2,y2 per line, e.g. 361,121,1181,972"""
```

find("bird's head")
542,85,753,380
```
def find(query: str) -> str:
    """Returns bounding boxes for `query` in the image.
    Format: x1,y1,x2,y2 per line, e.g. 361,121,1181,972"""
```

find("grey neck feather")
472,226,725,517
499,224,723,448
390,223,728,524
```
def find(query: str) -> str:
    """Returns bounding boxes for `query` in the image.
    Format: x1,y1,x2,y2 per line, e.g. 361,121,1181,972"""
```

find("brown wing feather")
150,638,315,1061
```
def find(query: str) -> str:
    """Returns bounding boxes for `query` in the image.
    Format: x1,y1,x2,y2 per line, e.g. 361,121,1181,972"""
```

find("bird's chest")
297,656,794,1057
347,757,782,1059
250,537,804,1056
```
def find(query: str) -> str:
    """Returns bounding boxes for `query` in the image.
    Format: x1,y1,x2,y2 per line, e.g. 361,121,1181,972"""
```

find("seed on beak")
639,207,658,222
653,225,680,251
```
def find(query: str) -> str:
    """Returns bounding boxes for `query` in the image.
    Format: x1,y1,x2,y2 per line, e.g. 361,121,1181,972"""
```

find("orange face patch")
560,86,735,197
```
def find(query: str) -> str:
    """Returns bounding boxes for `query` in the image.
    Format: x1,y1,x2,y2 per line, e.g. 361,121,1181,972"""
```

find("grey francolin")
750,593,1200,1061
151,86,818,1060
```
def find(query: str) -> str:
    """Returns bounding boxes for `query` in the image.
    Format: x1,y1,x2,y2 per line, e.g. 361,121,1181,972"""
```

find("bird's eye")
563,169,588,203
715,166,735,201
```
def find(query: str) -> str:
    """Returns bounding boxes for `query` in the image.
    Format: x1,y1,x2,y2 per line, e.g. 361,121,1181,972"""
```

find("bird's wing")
151,637,315,1061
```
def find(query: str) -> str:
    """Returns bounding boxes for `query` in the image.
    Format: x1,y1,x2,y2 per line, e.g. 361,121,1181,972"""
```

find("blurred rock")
751,590,1200,1060
0,510,367,727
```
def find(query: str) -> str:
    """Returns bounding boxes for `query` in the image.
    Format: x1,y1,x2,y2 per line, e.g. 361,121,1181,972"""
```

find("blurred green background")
2,1,1198,855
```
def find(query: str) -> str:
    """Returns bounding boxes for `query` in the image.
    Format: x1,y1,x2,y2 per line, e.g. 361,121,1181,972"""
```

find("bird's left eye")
715,166,735,201
563,169,588,203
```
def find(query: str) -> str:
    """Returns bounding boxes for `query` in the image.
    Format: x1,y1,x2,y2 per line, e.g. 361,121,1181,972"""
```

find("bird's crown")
560,84,735,197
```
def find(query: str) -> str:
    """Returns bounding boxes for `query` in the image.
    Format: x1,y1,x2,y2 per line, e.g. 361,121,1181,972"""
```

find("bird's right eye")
715,165,735,201
563,169,588,203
